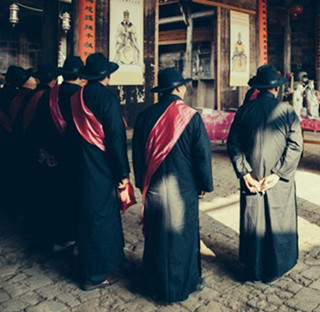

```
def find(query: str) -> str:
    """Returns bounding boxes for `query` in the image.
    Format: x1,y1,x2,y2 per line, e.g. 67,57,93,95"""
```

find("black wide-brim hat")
248,65,287,89
151,67,192,93
1,66,33,87
33,62,61,80
59,55,85,76
79,53,119,80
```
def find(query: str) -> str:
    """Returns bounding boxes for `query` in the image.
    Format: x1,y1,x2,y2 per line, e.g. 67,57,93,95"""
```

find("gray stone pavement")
0,134,320,312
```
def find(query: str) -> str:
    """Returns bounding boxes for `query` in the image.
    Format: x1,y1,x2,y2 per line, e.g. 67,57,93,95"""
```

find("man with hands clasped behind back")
227,65,303,284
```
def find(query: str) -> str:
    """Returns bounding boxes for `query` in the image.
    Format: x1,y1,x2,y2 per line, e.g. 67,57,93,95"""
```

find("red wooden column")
78,0,96,61
258,0,268,65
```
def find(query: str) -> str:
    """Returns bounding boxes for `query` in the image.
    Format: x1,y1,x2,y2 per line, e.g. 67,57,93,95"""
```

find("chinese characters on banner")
230,10,250,87
78,0,96,61
259,0,268,65
109,0,144,85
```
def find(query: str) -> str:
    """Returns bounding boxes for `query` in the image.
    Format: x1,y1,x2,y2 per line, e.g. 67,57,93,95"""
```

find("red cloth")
23,89,46,133
300,119,320,132
9,88,31,123
49,85,67,135
201,111,236,141
71,87,106,151
71,87,136,212
119,182,137,213
249,89,260,101
142,99,196,215
0,108,12,133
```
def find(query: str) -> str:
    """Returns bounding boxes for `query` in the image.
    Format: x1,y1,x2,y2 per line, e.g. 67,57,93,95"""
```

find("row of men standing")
0,53,213,302
0,55,303,303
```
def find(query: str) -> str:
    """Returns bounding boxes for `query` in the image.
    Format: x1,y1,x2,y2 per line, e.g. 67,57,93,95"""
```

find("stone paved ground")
0,133,320,312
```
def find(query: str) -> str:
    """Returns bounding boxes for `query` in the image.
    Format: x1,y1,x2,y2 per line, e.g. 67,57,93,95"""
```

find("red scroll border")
259,0,268,65
78,0,96,61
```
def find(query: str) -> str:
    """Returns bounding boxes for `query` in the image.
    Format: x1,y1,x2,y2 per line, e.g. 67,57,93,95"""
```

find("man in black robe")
132,67,213,302
32,56,86,250
0,66,35,216
0,66,21,212
14,62,61,249
227,65,303,283
72,53,130,290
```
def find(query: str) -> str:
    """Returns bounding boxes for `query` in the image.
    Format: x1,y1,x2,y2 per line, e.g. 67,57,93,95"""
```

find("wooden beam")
216,6,221,110
192,0,256,15
159,27,213,44
159,10,215,25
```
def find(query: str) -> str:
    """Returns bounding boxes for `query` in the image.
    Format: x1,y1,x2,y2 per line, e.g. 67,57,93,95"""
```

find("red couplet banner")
78,0,96,61
259,0,268,65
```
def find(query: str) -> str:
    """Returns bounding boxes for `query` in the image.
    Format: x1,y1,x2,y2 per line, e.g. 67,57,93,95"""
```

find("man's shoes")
81,275,120,291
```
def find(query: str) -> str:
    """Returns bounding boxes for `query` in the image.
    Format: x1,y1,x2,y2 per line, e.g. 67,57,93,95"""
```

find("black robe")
132,93,213,302
12,84,51,246
31,82,81,244
227,91,303,282
75,82,129,284
0,85,18,212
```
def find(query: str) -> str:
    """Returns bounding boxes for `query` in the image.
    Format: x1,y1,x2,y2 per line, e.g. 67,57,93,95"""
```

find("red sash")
71,87,136,212
71,87,106,151
49,85,67,135
0,108,12,133
23,89,46,133
142,99,196,215
9,88,31,123
249,89,260,101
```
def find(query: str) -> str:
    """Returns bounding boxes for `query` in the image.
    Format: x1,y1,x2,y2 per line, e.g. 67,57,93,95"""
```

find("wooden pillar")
185,7,193,106
216,6,221,110
41,0,59,64
284,1,291,75
72,0,79,55
154,0,159,103
316,2,320,91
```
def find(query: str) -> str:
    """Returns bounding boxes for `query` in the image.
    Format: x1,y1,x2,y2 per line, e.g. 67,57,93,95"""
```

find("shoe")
81,275,120,291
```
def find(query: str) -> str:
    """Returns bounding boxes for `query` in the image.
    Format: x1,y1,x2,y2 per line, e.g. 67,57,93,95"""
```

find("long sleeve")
271,108,303,181
227,107,253,178
191,114,213,192
102,94,130,182
132,115,145,191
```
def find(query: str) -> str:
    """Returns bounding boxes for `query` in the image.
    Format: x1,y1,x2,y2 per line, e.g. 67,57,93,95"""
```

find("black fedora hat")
248,65,287,89
59,55,84,76
33,62,61,80
1,65,33,87
151,67,192,93
79,53,119,80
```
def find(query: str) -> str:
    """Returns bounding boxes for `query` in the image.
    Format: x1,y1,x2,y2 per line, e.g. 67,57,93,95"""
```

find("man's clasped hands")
243,173,280,194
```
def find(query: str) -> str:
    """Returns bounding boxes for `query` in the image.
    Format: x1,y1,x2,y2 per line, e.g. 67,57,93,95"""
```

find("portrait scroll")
109,0,144,85
230,10,250,87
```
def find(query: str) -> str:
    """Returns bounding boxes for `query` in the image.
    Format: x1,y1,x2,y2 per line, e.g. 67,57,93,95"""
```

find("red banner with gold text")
78,0,96,61
259,0,268,65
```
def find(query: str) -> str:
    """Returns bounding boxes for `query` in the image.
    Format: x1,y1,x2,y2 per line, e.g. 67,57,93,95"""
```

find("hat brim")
79,62,119,80
151,78,192,93
33,68,62,79
248,76,287,89
58,67,83,76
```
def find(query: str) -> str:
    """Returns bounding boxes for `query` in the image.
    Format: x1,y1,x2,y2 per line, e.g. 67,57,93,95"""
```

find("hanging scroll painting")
230,10,250,86
109,0,144,85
